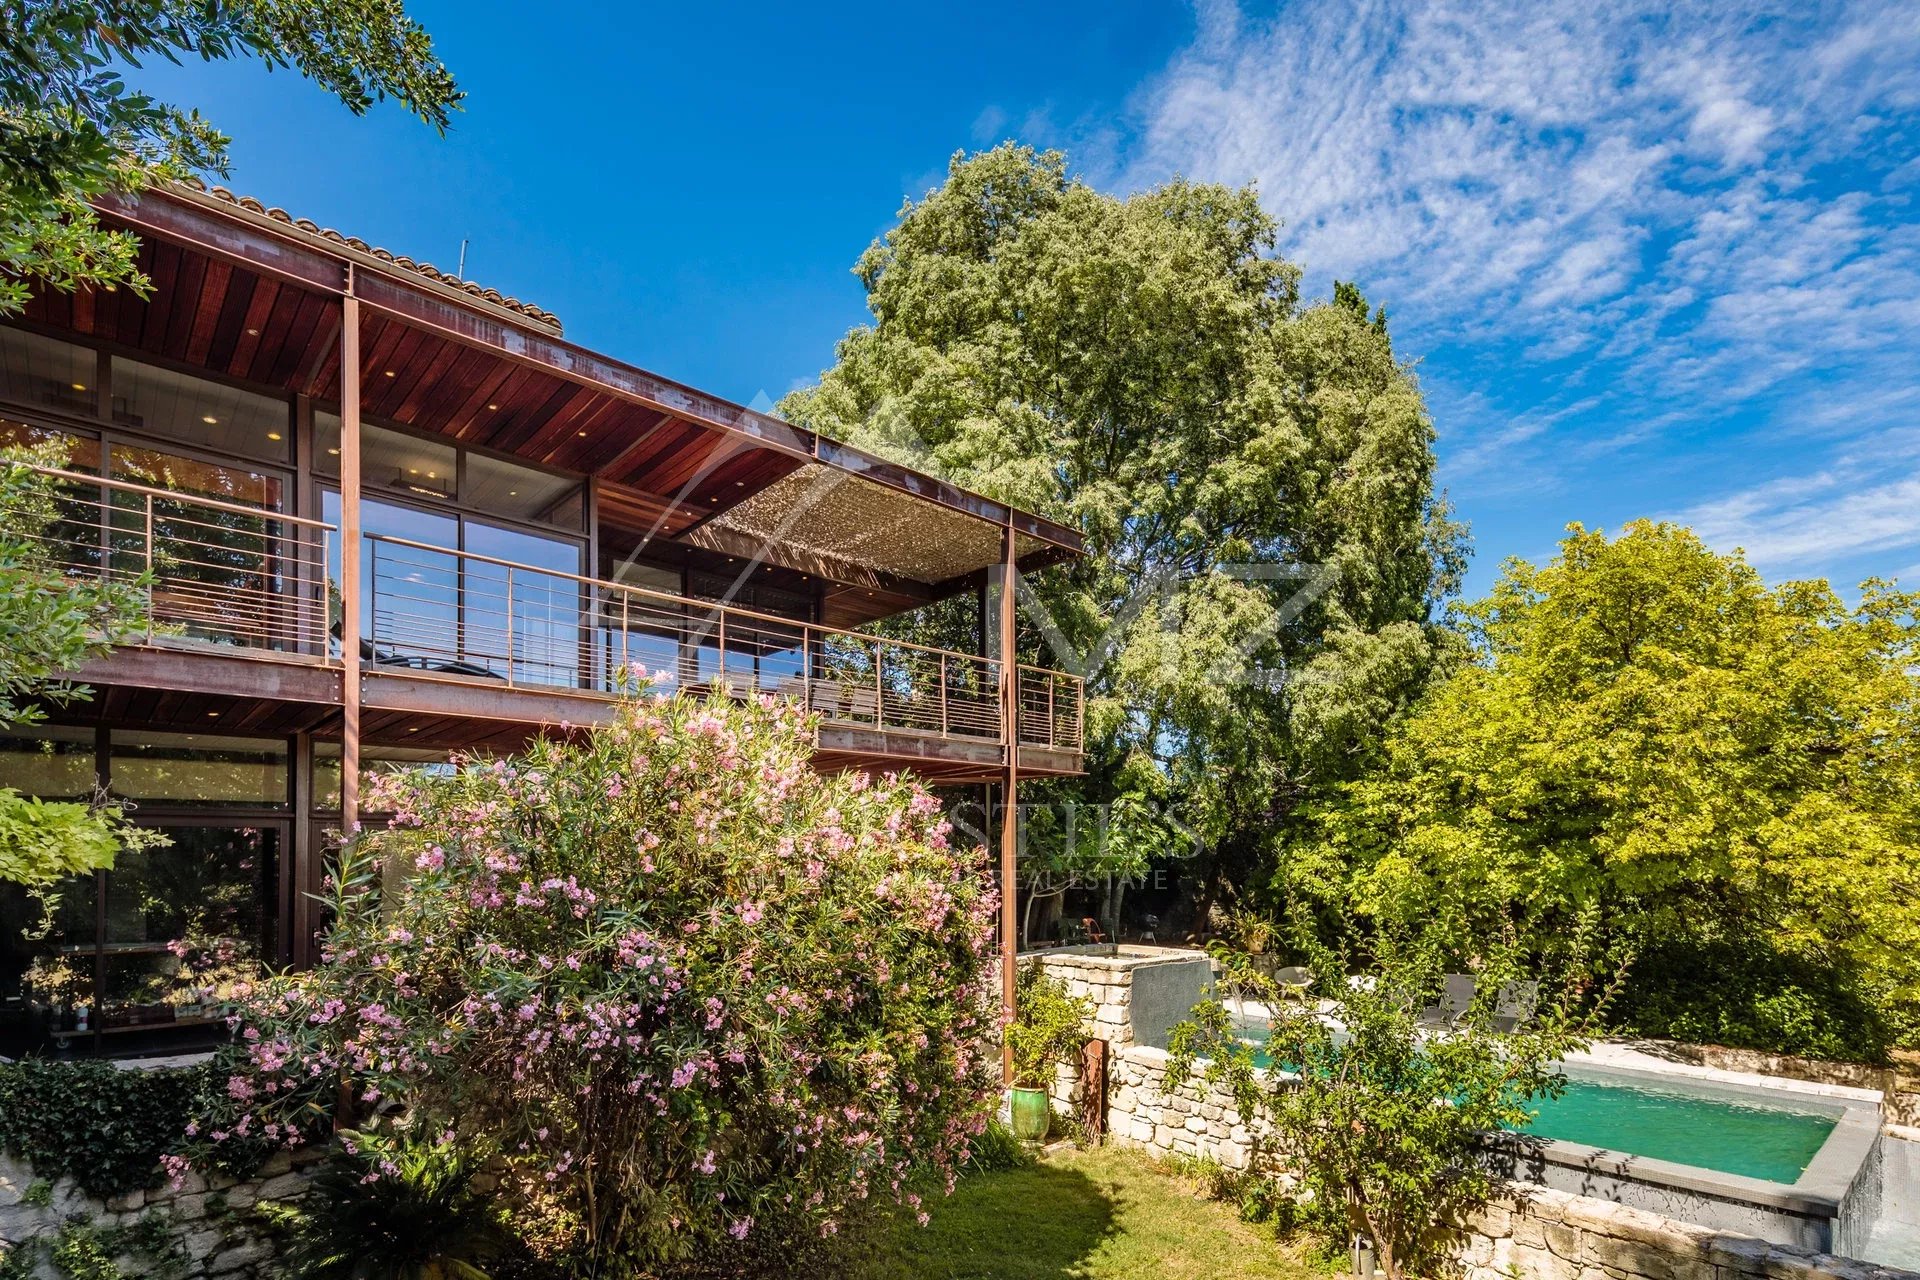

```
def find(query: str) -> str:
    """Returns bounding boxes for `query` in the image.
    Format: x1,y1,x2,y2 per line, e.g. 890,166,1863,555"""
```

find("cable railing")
8,459,1087,755
360,533,1033,743
11,462,334,656
1018,665,1087,752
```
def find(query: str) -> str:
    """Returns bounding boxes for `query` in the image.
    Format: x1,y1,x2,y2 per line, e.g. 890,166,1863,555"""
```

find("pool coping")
1512,1058,1886,1220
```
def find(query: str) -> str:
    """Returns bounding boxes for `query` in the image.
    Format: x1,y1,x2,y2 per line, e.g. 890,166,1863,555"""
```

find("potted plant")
1005,961,1093,1141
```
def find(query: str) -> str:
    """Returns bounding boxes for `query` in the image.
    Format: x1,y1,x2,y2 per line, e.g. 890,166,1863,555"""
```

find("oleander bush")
183,681,1001,1276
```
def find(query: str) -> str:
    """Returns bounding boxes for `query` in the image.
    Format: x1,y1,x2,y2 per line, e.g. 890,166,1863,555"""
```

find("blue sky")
133,0,1920,598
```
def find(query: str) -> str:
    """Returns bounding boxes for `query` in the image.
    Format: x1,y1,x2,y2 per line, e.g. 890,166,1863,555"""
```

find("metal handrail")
11,459,1086,751
13,461,335,657
13,462,336,531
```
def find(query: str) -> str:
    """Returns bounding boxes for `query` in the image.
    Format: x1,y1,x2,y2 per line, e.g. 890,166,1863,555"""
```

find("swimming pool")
1237,1026,1842,1185
1232,1023,1886,1251
1519,1070,1839,1183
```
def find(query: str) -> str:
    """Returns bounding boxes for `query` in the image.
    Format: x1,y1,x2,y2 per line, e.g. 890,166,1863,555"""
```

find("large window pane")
365,424,456,503
0,726,97,800
327,492,464,670
0,328,96,417
96,827,279,1025
311,743,453,812
463,521,583,687
464,450,581,530
110,357,290,462
111,446,292,649
110,731,288,808
3,873,97,1047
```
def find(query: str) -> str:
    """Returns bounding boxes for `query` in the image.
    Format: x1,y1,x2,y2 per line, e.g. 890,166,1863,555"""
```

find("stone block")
255,1173,309,1202
208,1239,273,1275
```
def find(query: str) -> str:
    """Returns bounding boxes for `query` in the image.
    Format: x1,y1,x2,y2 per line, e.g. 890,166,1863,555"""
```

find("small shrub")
273,1131,510,1280
960,1120,1032,1177
1169,914,1612,1280
1006,962,1091,1091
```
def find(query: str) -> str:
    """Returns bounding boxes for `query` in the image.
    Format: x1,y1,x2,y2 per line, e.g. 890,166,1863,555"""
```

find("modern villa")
0,180,1083,1058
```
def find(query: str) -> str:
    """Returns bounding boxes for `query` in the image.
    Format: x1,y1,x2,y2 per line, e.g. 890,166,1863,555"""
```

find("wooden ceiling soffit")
347,270,815,460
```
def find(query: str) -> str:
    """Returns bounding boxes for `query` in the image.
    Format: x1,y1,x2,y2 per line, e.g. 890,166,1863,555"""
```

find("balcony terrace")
20,462,1086,779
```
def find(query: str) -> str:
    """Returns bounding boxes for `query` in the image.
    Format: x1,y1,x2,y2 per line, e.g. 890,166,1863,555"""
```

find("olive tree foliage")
1170,911,1613,1280
0,0,460,314
781,145,1466,924
0,443,155,885
1282,521,1920,1059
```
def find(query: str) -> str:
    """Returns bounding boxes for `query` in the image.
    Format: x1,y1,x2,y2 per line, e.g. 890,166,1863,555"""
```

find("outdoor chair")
1419,972,1477,1029
776,675,807,702
846,684,879,723
809,682,842,718
1081,916,1109,944
1492,980,1539,1033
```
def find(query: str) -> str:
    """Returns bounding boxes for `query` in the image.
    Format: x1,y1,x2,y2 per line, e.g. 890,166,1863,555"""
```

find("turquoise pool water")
1240,1029,1836,1184
1521,1075,1837,1184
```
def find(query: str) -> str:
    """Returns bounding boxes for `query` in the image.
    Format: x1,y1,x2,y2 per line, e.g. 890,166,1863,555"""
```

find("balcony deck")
21,463,1085,779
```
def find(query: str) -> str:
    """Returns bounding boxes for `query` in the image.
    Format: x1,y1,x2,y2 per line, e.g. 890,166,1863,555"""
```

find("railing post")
143,493,155,643
504,565,516,687
874,642,885,726
939,652,949,737
620,590,630,689
1047,673,1056,748
717,609,727,695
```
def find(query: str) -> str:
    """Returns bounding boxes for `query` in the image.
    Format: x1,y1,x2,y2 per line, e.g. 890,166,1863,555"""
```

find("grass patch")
850,1144,1330,1280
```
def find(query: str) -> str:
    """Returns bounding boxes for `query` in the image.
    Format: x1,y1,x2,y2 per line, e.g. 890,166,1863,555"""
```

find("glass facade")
0,730,290,1057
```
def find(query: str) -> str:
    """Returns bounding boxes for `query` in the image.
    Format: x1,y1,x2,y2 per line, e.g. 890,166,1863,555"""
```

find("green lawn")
850,1145,1330,1280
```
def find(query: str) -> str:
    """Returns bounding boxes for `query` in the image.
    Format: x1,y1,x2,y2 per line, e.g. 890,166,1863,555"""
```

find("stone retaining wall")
1093,1044,1920,1280
0,1151,313,1279
1463,1185,1919,1280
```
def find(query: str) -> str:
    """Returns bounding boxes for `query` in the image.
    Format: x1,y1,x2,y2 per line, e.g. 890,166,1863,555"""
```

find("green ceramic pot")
1009,1086,1052,1141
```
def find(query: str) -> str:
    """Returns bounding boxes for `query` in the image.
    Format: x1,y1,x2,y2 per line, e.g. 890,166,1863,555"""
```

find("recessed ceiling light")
508,490,518,496
486,402,499,410
384,370,396,378
206,710,219,717
576,430,587,437
266,431,282,441
407,727,419,733
202,415,218,424
327,447,340,456
734,480,744,487
71,382,86,392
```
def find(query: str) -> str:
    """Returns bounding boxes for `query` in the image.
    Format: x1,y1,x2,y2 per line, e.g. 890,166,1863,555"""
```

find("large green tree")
0,0,460,313
1285,521,1920,1059
781,146,1465,933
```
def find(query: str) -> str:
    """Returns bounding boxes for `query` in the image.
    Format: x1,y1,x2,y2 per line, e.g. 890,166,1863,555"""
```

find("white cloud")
1105,0,1920,582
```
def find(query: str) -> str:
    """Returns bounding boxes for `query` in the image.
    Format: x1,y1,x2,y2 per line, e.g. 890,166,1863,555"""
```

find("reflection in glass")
0,727,97,800
365,424,456,503
111,357,290,462
463,521,583,686
0,328,96,417
464,450,581,530
110,446,293,649
110,731,289,808
311,742,452,812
